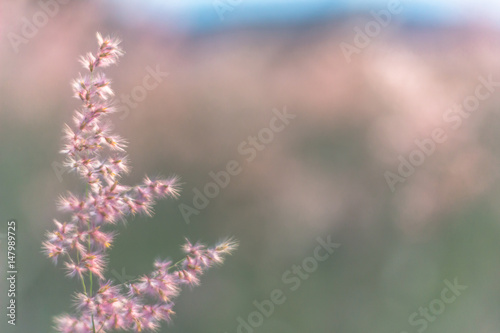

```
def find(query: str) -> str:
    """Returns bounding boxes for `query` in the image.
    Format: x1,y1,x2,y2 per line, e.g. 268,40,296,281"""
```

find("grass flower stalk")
43,32,237,333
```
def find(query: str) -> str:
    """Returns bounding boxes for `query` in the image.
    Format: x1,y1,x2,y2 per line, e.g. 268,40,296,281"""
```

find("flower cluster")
44,33,237,333
54,238,238,333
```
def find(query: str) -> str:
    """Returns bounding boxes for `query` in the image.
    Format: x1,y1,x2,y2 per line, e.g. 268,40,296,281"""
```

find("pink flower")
92,73,114,99
95,32,124,68
65,261,87,280
81,253,106,280
42,241,65,264
87,227,115,249
79,52,96,72
72,74,92,102
54,315,79,333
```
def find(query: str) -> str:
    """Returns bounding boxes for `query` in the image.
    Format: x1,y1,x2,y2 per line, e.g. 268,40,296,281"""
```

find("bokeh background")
2,0,500,332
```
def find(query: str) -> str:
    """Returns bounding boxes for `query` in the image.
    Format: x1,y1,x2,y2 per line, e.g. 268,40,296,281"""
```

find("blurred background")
1,0,500,332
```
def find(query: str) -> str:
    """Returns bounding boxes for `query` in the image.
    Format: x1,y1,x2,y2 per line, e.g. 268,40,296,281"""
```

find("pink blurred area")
2,0,500,239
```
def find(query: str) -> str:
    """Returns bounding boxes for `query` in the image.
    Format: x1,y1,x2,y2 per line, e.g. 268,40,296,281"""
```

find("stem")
84,183,93,300
88,227,93,297
96,319,107,333
85,173,96,333
169,256,188,271
73,249,88,295
112,256,189,288
81,275,87,295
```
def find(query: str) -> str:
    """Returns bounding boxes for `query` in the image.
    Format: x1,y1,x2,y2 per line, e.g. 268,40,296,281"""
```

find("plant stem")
80,275,87,295
85,175,96,333
169,256,188,270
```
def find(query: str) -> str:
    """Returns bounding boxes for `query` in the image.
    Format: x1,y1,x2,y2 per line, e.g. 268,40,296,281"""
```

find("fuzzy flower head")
95,32,124,69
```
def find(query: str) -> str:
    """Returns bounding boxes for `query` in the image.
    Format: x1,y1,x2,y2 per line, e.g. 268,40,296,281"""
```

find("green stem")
81,276,87,295
74,249,87,295
169,256,188,271
85,171,96,333
88,228,93,297
96,319,107,333
112,256,188,288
